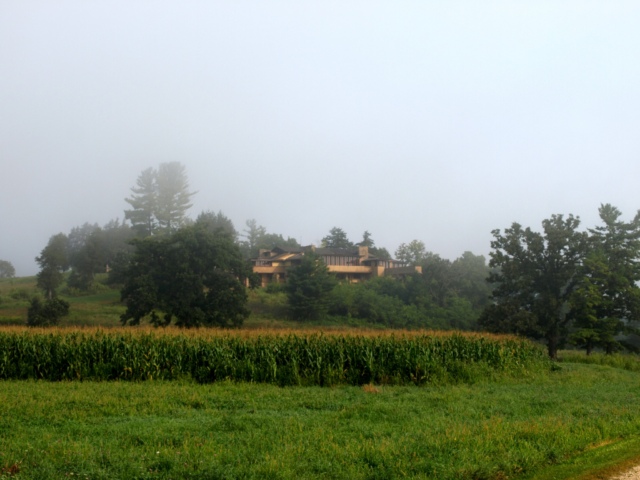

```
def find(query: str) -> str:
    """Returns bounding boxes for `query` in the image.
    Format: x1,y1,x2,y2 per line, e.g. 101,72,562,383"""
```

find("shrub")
26,297,70,326
9,289,31,301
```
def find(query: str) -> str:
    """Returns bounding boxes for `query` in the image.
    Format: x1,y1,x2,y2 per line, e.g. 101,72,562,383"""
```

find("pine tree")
124,167,158,237
124,163,195,236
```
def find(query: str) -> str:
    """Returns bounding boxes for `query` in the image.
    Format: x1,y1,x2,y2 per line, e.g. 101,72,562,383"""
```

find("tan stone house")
252,245,421,287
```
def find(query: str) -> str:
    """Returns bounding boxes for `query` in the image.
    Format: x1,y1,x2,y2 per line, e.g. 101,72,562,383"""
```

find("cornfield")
0,327,550,385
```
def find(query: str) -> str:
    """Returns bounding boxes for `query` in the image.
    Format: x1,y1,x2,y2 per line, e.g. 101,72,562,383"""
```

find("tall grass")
559,350,640,372
0,327,550,385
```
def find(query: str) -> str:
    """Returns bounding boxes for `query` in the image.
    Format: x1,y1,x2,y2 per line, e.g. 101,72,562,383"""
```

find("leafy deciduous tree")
479,215,586,359
120,224,250,327
0,259,15,278
36,233,70,299
395,240,427,266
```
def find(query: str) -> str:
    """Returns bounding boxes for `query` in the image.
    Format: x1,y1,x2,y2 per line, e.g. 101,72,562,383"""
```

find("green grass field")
1,363,640,479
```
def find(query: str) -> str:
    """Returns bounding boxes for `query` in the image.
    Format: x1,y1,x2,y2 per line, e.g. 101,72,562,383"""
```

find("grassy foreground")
1,363,640,479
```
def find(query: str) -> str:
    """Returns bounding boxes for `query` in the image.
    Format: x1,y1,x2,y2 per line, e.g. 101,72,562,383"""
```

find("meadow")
2,277,640,478
2,364,640,479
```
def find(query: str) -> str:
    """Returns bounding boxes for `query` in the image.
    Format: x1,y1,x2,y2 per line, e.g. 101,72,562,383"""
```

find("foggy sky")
2,1,640,276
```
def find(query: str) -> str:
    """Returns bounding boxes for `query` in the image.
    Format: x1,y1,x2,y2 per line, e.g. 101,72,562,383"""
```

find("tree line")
23,163,640,359
480,204,640,358
24,162,492,329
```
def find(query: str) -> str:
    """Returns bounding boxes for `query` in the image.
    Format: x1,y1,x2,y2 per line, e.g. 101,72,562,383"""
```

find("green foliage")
35,233,70,299
329,280,420,328
559,350,640,371
120,224,250,327
570,204,640,354
483,205,640,358
321,227,353,249
285,252,337,321
0,330,549,385
395,239,426,265
195,210,237,240
124,162,195,237
9,288,32,301
0,259,16,278
155,162,195,233
481,214,586,358
124,167,158,236
326,272,483,330
26,296,70,326
451,251,491,310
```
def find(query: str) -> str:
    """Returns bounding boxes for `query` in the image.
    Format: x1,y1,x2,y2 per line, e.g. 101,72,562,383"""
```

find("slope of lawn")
1,362,640,479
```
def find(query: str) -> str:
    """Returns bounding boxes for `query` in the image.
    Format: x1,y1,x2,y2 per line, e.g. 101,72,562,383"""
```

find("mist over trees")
31,162,640,350
240,219,300,259
125,162,195,237
24,158,497,330
0,260,15,279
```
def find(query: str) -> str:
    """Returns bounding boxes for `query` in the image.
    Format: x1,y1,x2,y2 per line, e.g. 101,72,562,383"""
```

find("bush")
9,289,31,301
264,282,287,294
26,297,70,326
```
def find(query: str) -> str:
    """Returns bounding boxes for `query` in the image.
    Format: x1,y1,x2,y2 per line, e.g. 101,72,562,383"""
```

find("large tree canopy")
479,214,586,359
480,206,640,358
570,204,640,354
120,224,250,327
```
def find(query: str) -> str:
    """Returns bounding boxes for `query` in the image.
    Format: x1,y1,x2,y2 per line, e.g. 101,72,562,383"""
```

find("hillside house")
252,245,421,287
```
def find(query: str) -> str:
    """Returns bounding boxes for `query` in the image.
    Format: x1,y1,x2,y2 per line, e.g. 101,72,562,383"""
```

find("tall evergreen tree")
285,252,337,321
155,162,195,234
124,167,157,237
124,162,195,236
321,227,352,249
